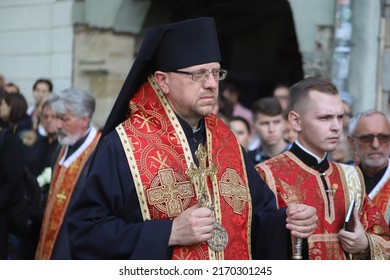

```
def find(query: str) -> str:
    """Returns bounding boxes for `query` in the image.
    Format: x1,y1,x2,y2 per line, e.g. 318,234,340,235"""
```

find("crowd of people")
0,17,389,260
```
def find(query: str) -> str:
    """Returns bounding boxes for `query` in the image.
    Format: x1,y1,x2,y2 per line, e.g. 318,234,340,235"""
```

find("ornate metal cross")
186,143,217,207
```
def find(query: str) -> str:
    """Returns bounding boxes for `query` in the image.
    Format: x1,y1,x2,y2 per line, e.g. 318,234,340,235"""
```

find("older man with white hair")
348,109,390,226
35,88,100,259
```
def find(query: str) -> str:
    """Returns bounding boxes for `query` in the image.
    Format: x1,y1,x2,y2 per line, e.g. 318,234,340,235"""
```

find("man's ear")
81,116,91,130
153,71,169,94
288,111,302,132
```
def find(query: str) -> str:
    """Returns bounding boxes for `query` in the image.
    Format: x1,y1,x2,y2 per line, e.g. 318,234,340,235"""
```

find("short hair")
222,80,241,96
289,76,338,113
51,88,95,119
1,93,28,123
229,116,251,134
0,74,4,88
4,82,20,94
33,78,53,92
40,96,53,114
348,109,390,136
252,97,283,118
273,82,290,92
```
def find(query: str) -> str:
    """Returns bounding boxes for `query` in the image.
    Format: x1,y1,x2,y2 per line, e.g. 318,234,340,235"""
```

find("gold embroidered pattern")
56,191,67,204
117,77,252,260
147,168,194,217
149,150,170,170
36,130,100,259
219,168,248,214
116,124,151,221
337,163,364,211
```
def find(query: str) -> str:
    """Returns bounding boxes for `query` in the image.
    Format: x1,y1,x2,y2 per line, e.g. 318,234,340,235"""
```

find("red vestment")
35,128,100,259
368,161,390,225
256,151,390,260
117,77,252,260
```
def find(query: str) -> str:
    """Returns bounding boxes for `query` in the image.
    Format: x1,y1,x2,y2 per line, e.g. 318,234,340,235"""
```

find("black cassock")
66,126,292,260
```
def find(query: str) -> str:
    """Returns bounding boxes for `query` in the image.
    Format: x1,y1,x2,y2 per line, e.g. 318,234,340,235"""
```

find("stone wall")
381,0,390,113
0,0,73,104
73,25,135,128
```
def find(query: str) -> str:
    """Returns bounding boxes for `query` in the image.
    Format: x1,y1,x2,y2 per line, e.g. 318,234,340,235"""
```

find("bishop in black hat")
67,17,317,260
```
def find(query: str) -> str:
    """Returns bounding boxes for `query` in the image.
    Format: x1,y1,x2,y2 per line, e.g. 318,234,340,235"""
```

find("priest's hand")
168,203,213,246
338,207,369,255
286,203,317,238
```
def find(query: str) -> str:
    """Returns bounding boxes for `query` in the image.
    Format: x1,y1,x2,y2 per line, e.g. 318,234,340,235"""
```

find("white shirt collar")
295,140,327,163
59,126,97,168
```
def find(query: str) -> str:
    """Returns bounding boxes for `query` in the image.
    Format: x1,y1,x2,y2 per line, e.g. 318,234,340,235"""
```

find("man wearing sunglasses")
348,110,390,226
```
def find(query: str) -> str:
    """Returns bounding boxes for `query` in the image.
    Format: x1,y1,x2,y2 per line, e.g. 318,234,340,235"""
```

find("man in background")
272,83,290,111
348,110,390,226
249,97,291,165
35,89,100,259
27,78,53,137
26,98,59,199
229,116,252,151
4,82,20,94
257,77,390,259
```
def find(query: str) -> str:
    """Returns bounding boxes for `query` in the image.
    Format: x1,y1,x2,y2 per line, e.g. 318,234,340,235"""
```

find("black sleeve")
242,149,291,259
67,132,173,259
0,131,25,211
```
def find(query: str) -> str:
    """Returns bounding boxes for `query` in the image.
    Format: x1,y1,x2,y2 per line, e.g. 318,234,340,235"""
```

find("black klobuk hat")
101,17,221,138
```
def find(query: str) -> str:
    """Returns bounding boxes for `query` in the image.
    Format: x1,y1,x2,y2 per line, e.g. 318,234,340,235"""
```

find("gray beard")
58,132,81,146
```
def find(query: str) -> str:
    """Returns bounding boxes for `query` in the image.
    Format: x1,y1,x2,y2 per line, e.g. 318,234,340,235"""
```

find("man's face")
222,88,238,105
4,85,19,94
33,82,51,104
292,90,344,158
56,112,88,146
273,87,289,110
0,99,10,121
229,119,251,149
342,101,352,129
350,113,390,171
40,106,57,136
162,62,220,127
253,113,285,147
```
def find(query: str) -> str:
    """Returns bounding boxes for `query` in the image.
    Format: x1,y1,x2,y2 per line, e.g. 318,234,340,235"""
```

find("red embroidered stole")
117,76,252,260
371,179,390,224
257,152,390,259
35,130,100,259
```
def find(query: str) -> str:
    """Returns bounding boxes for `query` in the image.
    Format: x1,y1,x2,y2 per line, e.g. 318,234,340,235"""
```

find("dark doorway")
145,0,303,108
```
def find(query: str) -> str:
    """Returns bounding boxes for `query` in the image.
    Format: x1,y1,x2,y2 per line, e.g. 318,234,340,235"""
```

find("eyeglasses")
275,95,289,100
170,69,228,82
353,133,390,144
344,112,352,118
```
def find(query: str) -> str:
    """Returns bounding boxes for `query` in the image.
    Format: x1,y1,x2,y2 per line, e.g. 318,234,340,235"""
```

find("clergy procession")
0,15,389,260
